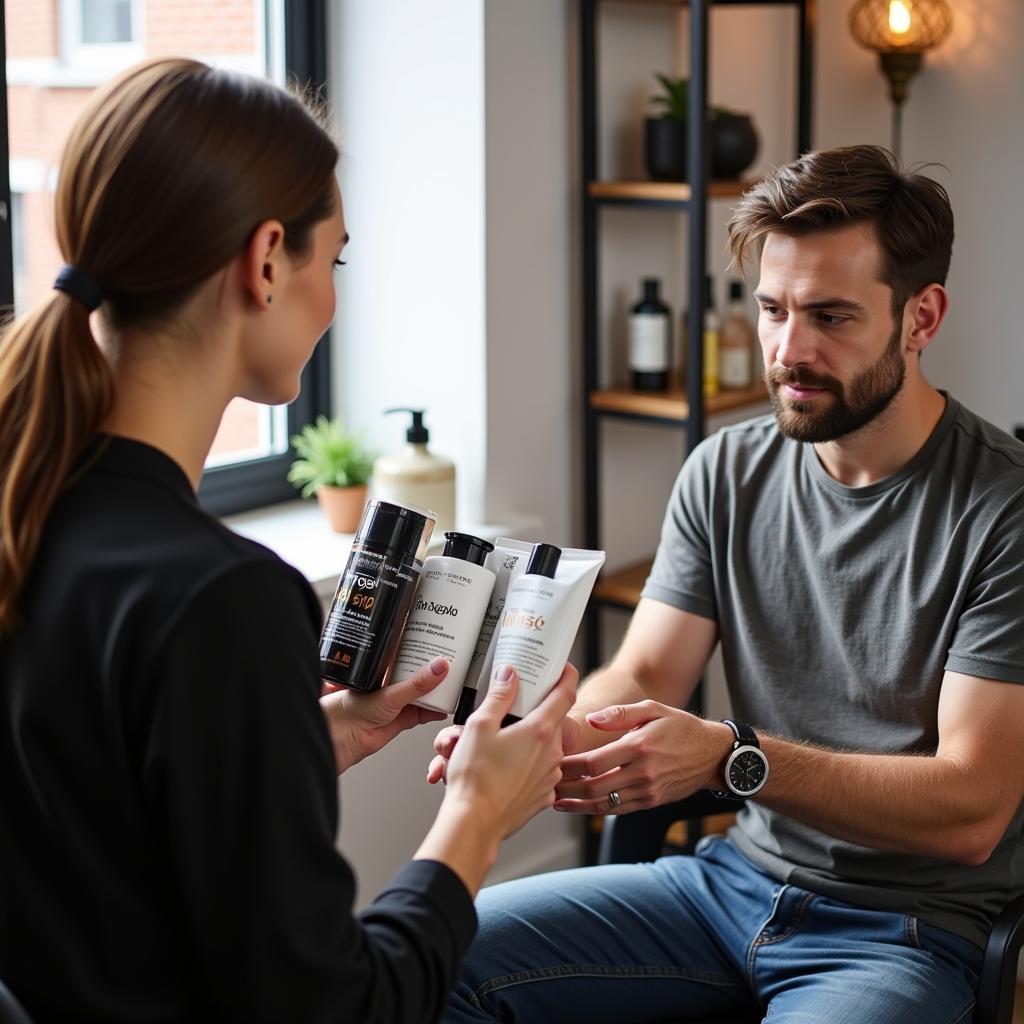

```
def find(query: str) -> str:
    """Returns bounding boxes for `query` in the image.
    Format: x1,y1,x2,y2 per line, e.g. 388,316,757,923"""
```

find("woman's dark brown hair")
727,145,954,318
0,57,339,631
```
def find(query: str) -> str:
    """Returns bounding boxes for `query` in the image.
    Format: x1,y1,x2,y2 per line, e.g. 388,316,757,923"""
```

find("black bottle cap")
356,499,435,560
705,274,715,310
443,532,494,567
384,407,429,443
642,277,661,298
526,542,561,579
729,280,744,302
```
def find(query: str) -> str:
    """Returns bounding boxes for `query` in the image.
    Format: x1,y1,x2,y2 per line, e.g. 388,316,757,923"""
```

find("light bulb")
889,1,912,36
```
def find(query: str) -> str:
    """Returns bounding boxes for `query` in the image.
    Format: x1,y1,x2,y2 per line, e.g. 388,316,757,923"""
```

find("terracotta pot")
317,484,368,534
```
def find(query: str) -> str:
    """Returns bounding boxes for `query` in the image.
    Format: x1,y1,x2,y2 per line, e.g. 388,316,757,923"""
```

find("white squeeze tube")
491,542,606,725
452,537,533,725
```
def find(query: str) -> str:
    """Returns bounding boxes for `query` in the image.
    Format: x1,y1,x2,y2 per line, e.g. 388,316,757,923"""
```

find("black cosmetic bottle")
320,500,436,691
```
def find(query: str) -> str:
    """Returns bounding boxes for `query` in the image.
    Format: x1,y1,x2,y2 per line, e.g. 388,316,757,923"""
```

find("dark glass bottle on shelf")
628,277,671,391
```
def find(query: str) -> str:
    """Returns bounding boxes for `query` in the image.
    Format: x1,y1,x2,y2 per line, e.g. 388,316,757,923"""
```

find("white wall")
330,0,488,527
483,0,577,547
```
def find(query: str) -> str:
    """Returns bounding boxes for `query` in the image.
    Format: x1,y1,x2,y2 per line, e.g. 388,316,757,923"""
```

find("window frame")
59,0,145,73
199,0,331,516
0,0,332,517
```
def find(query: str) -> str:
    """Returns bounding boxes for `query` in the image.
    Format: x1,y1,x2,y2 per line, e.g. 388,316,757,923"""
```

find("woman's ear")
904,283,949,355
242,219,286,310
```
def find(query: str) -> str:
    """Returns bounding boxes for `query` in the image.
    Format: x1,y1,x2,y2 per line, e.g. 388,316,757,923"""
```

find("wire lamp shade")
848,0,953,162
849,0,953,52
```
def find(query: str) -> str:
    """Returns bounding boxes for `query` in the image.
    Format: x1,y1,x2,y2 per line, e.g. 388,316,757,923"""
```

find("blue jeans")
444,835,982,1023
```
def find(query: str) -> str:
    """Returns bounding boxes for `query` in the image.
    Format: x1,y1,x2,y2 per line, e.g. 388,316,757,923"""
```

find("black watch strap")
723,718,759,749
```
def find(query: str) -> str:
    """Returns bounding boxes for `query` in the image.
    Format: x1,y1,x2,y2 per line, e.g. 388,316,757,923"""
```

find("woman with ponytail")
0,58,575,1023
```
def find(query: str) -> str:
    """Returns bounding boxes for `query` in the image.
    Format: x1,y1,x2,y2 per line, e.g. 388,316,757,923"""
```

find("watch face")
728,748,767,794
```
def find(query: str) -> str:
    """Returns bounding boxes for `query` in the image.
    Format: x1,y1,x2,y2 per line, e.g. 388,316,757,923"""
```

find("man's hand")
554,700,734,815
427,665,585,784
321,658,449,774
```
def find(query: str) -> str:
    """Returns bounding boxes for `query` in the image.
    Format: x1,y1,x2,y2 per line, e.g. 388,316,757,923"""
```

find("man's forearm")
758,734,1000,866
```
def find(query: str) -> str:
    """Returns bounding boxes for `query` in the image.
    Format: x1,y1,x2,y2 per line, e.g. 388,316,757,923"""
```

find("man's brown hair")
727,145,954,317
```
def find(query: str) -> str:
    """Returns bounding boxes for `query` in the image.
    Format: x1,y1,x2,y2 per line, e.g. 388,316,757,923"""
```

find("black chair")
599,792,1024,1024
0,978,33,1024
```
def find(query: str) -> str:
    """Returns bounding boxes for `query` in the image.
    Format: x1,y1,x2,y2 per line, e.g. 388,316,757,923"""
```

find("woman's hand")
553,700,734,815
442,663,579,839
320,658,449,774
426,665,585,784
414,663,579,896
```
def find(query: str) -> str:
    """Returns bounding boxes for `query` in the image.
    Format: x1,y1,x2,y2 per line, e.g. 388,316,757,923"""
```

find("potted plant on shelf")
288,415,376,533
645,73,759,182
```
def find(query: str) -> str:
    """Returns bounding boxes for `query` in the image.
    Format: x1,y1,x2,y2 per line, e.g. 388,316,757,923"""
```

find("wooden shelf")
593,558,655,608
590,381,768,423
588,180,754,204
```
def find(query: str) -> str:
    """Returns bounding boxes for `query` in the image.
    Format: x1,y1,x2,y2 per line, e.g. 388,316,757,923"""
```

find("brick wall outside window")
6,0,273,462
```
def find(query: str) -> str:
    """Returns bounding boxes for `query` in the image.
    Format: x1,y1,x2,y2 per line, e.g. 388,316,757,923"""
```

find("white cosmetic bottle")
392,532,497,716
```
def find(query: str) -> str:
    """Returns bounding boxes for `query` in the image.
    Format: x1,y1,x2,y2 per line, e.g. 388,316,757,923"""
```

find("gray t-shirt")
642,394,1024,948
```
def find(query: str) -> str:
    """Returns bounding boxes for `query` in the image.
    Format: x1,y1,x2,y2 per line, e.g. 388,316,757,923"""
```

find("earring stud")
267,295,272,304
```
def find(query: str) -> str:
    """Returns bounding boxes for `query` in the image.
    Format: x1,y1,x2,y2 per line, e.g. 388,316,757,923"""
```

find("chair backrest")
0,978,34,1024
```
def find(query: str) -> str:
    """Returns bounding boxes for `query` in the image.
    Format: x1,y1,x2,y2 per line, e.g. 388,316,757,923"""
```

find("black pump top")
443,532,494,567
526,543,561,579
385,407,430,444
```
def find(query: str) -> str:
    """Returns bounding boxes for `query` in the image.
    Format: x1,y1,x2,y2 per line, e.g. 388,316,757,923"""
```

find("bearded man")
441,145,1024,1024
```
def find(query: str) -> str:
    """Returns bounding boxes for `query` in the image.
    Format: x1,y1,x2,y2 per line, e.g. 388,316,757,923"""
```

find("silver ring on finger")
608,790,621,809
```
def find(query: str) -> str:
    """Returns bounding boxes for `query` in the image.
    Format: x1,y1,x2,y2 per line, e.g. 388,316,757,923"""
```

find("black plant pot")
712,114,759,180
645,118,687,181
644,115,759,182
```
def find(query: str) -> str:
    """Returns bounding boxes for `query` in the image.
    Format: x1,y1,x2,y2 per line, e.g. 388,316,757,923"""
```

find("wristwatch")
715,719,769,799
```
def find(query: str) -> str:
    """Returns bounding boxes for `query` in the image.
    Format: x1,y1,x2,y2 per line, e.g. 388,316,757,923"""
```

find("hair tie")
53,265,105,312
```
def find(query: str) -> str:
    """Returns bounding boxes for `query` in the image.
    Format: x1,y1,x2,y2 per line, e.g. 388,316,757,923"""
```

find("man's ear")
904,283,948,355
242,219,287,310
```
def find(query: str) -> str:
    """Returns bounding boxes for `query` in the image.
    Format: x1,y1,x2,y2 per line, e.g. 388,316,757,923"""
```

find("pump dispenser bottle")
372,409,456,537
393,532,497,716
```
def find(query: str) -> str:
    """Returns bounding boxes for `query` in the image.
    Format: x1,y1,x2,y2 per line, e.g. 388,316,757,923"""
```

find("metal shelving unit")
580,0,816,671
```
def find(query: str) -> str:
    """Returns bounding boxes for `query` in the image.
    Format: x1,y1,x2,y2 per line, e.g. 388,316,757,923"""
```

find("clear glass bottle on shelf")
720,279,757,390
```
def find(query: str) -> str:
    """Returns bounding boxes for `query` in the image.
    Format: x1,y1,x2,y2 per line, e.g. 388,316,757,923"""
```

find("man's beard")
766,318,906,444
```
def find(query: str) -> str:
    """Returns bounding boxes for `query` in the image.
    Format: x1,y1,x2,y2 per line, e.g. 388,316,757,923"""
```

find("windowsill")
224,499,544,602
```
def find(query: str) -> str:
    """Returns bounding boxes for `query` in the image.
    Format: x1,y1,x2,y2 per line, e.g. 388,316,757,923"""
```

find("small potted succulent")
645,73,759,182
288,415,376,533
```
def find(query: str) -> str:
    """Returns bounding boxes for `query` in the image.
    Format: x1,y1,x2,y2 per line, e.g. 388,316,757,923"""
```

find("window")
1,0,331,516
80,0,134,44
60,0,143,73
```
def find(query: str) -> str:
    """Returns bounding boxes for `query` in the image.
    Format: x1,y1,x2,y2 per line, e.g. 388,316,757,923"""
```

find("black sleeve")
140,560,477,1024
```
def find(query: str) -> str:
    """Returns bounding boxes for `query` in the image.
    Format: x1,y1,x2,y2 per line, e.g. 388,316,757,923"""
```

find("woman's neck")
95,320,239,491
